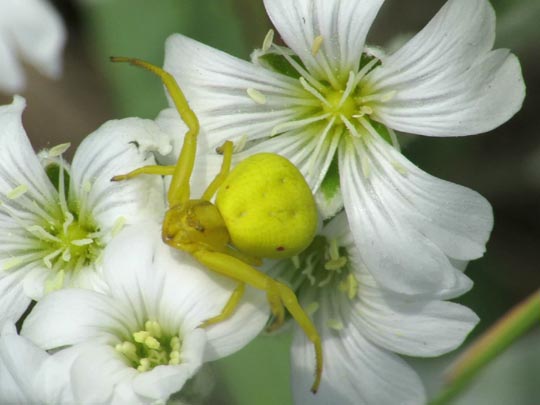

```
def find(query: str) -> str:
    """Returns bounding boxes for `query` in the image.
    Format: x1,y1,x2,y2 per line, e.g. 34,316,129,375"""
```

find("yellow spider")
110,57,323,393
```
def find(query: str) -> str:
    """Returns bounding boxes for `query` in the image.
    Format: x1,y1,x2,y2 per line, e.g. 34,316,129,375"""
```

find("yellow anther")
133,331,150,343
326,319,344,330
246,88,267,105
339,273,359,300
262,29,274,52
144,336,161,350
71,238,93,246
6,184,28,199
111,216,126,237
306,302,320,315
48,143,71,157
2,257,24,271
145,320,162,338
311,35,324,56
44,270,65,293
391,160,408,175
325,256,348,270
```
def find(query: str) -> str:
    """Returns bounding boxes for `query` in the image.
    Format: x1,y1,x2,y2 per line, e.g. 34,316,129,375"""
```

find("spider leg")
192,249,322,393
200,283,245,327
201,140,233,201
111,165,175,181
111,57,200,206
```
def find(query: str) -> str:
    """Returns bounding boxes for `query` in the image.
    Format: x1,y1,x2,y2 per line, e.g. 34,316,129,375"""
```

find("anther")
246,88,267,105
262,29,274,52
311,35,324,56
6,184,28,200
326,319,344,330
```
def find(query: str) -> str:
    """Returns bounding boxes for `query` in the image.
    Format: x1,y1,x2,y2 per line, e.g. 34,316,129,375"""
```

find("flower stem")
430,288,540,405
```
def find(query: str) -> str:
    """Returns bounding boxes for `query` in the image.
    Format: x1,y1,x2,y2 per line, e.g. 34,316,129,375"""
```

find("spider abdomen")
216,153,317,259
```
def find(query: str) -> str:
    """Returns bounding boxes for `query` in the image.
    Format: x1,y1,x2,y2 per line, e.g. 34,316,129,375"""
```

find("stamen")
246,88,267,105
356,90,397,104
44,269,65,292
262,29,274,52
299,77,331,107
43,248,63,269
355,58,380,85
271,44,326,93
306,302,320,315
111,216,126,237
61,248,71,262
311,35,324,56
388,127,401,152
48,143,71,157
71,238,93,246
1,257,25,271
338,273,359,300
391,161,408,175
337,71,357,109
25,225,61,243
232,134,248,153
270,113,330,136
326,319,344,331
306,116,336,176
6,184,28,200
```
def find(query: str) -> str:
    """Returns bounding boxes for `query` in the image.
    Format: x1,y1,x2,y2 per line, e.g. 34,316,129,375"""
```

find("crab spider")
110,57,322,393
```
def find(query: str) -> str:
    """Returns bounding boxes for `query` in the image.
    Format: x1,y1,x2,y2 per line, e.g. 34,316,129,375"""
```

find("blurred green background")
1,0,538,403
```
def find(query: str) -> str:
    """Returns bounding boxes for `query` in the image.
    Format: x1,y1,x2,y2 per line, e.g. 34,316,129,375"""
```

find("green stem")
430,288,540,405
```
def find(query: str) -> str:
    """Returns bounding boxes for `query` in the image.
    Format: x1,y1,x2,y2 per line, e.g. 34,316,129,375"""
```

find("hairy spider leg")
110,57,199,206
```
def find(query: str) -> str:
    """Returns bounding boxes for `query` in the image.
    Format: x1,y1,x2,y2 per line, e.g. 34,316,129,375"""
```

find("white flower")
0,322,76,404
21,223,267,404
158,0,525,295
0,96,168,326
0,0,66,93
269,213,478,405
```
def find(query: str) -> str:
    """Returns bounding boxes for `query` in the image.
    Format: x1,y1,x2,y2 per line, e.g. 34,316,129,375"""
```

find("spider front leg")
192,249,323,393
110,57,200,207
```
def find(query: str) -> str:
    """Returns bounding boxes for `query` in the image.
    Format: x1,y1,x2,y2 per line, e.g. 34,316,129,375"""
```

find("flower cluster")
0,0,525,404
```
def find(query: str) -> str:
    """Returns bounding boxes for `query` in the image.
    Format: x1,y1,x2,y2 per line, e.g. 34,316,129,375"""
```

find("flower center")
0,159,108,291
293,236,357,298
322,90,357,124
116,320,183,372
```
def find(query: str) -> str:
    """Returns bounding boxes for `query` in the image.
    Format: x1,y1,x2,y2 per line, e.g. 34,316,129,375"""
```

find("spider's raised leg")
110,57,200,207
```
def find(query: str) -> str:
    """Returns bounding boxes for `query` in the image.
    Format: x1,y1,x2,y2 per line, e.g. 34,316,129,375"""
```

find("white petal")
366,0,525,136
0,36,24,92
291,302,426,405
70,117,168,232
354,264,479,356
0,323,47,402
70,344,136,404
0,96,59,218
339,136,488,295
0,0,65,92
164,34,303,147
21,288,133,349
264,0,383,83
0,270,31,326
